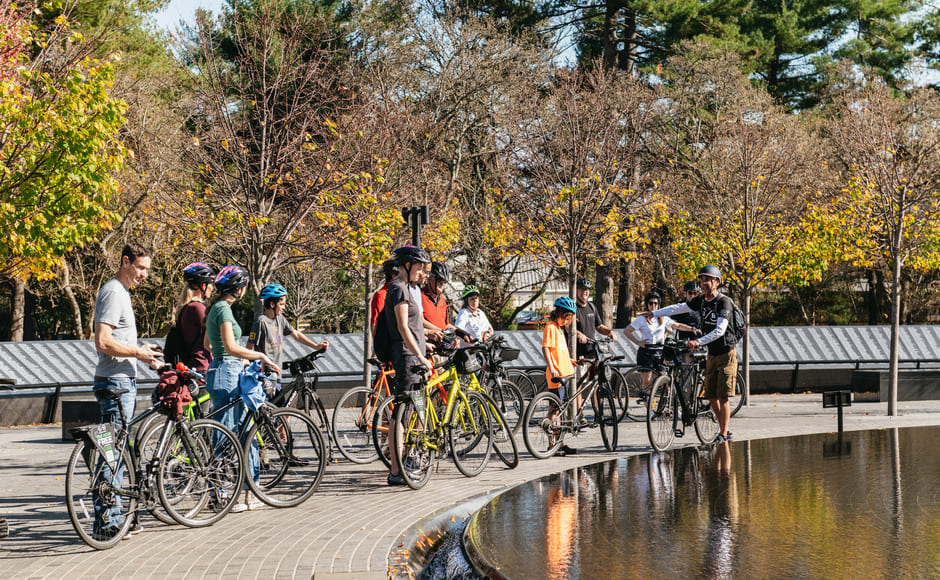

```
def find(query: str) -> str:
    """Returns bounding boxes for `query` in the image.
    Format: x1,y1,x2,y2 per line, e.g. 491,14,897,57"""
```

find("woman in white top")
454,285,493,345
625,291,698,393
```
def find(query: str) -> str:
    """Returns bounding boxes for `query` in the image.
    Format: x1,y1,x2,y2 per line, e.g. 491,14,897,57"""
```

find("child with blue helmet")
247,283,328,372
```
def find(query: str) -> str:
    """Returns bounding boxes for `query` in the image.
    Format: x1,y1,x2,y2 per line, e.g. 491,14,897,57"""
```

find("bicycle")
618,345,745,422
475,335,525,435
269,348,336,462
393,351,495,489
331,358,394,464
645,338,722,451
205,375,327,508
66,370,245,549
522,337,620,459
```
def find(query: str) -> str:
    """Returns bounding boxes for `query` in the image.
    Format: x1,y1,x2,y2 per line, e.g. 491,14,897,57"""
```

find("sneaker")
725,432,733,440
230,502,249,514
387,472,407,486
121,522,143,540
245,492,265,510
560,445,577,456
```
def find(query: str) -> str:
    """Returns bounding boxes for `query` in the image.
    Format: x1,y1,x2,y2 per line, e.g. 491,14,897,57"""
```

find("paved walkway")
2,394,940,579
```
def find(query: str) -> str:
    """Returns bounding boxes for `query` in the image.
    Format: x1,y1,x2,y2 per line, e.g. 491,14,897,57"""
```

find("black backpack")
163,305,199,366
728,301,747,344
373,304,393,363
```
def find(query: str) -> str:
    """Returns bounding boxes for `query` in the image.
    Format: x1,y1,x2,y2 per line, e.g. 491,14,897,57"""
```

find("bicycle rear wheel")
449,391,492,477
247,408,326,507
486,376,524,435
507,370,539,402
157,419,244,527
694,396,720,444
607,367,629,422
371,396,394,469
332,386,381,464
593,386,619,452
523,391,564,459
66,440,136,549
730,369,745,417
480,392,518,468
621,367,652,422
394,398,434,490
646,375,676,452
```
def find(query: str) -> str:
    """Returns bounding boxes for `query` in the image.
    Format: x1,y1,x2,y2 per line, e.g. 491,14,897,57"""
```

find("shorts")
636,346,664,370
392,350,423,395
704,349,737,399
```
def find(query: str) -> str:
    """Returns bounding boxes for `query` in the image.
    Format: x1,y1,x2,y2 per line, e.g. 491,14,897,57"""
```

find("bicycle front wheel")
523,391,564,460
646,375,676,452
486,377,524,435
606,367,629,422
332,386,381,464
157,419,245,528
394,398,434,490
449,391,492,477
136,418,176,525
247,408,327,508
66,439,137,549
593,386,619,452
371,395,394,469
622,368,652,422
480,392,518,469
507,370,539,402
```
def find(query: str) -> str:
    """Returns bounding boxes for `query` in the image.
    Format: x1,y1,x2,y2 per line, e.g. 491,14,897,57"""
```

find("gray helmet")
393,245,431,266
698,265,722,281
644,290,662,305
430,261,449,282
576,277,592,289
683,280,700,293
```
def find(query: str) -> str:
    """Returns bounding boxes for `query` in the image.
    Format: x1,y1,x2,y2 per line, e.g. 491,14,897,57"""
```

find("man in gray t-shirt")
91,244,162,537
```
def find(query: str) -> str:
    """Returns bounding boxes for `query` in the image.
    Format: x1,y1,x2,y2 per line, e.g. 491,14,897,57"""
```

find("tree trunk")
888,254,902,416
743,289,751,407
620,9,637,74
10,277,25,342
616,253,635,327
59,264,84,338
363,264,373,389
595,262,615,327
602,1,621,71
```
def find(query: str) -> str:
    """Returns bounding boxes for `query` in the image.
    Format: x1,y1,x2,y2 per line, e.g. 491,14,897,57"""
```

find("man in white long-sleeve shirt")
645,265,737,442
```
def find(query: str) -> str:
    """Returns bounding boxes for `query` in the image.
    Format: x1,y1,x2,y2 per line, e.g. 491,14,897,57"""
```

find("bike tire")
646,375,676,452
486,377,524,435
135,418,177,525
332,386,381,464
303,391,333,461
606,367,629,423
157,419,244,527
393,398,434,490
594,386,619,452
507,370,539,401
694,395,720,445
66,439,137,549
622,367,652,423
480,392,519,468
730,369,745,417
371,396,394,469
522,391,564,460
449,391,492,477
246,408,327,508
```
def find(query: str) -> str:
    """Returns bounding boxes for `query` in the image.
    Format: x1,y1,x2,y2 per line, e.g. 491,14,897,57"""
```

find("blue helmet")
554,296,576,314
214,265,249,295
698,265,722,281
259,283,288,301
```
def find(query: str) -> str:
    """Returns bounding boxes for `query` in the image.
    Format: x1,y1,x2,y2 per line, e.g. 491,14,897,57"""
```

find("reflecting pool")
465,427,940,579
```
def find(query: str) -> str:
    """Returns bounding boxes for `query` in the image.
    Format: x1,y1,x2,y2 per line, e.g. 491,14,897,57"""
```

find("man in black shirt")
574,277,618,358
649,265,737,443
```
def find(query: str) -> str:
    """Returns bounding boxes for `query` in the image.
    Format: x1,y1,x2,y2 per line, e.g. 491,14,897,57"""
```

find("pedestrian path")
1,394,939,579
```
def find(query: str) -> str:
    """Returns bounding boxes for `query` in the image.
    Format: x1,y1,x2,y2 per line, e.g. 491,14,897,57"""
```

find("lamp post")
401,206,429,246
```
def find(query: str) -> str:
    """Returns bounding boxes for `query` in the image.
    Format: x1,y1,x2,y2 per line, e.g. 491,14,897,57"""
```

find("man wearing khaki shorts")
648,265,737,443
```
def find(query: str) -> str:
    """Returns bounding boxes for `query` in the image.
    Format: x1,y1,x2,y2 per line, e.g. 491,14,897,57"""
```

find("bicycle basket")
455,349,483,375
497,347,521,363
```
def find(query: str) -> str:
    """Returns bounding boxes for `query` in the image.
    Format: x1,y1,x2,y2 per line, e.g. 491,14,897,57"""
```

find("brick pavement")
2,394,940,579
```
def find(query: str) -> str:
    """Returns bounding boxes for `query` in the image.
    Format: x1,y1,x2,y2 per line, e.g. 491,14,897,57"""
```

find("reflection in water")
466,426,940,579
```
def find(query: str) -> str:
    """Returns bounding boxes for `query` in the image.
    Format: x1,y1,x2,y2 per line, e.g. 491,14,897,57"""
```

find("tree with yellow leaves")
826,64,940,416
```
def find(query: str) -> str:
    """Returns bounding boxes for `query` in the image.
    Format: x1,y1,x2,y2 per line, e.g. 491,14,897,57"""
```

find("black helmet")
644,290,662,305
382,259,397,279
183,262,215,285
683,280,700,293
393,245,431,266
698,265,722,281
214,265,250,295
430,261,449,282
576,277,592,289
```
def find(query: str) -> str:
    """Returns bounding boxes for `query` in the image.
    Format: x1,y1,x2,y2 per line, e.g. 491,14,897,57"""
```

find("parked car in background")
513,310,549,329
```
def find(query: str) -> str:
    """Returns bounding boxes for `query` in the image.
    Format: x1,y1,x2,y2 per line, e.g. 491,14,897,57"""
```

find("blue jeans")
206,359,259,482
92,376,136,534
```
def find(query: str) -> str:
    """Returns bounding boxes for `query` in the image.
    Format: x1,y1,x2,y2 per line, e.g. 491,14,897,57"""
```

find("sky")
154,0,224,31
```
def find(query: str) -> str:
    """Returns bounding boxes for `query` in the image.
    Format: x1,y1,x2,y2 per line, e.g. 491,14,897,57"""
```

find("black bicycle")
268,348,335,462
66,369,245,549
646,338,721,451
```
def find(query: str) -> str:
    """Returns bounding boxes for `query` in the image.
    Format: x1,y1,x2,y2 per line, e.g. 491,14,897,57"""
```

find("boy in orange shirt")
542,296,578,456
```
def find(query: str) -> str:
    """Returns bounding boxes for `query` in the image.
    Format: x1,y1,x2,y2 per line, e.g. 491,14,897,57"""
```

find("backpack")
373,304,393,363
163,303,200,366
728,301,747,344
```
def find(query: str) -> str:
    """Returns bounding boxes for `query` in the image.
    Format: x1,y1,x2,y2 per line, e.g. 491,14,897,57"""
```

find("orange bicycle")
331,358,395,463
